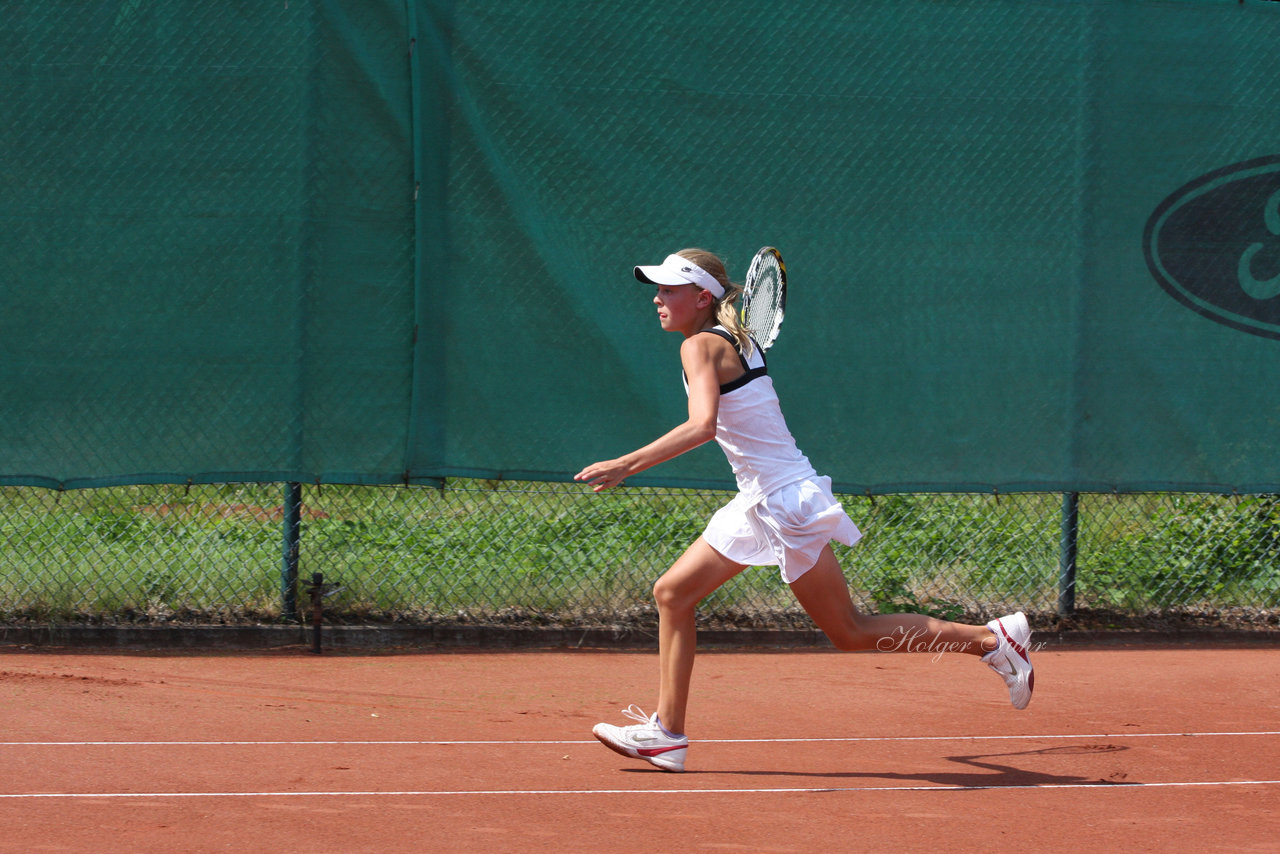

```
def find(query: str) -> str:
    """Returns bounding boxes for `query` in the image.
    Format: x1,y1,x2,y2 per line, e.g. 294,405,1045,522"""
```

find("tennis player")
575,248,1034,773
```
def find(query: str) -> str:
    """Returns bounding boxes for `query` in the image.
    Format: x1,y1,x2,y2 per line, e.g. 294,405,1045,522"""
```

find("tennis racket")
741,246,787,351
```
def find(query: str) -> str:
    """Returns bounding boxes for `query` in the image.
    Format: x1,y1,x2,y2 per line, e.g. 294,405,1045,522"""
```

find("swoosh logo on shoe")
637,745,686,757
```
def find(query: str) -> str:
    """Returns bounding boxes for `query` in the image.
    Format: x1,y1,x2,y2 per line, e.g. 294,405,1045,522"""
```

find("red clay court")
2,641,1278,853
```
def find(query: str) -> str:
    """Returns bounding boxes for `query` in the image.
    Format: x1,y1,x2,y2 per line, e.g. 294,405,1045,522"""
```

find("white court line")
1,730,1277,747
2,780,1279,799
3,732,1276,800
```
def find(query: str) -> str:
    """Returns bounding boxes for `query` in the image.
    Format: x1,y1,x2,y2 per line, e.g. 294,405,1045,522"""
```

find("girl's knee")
816,612,877,651
653,542,744,616
652,575,687,612
825,627,875,652
653,574,703,615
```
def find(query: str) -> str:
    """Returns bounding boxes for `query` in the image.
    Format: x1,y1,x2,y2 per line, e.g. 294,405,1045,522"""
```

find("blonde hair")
676,248,754,357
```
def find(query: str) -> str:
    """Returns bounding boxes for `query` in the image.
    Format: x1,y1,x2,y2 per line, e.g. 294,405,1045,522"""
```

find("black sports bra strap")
697,327,767,394
699,327,750,372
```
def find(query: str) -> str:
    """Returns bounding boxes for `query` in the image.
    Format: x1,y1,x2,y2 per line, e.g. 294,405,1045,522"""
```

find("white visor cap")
634,254,725,299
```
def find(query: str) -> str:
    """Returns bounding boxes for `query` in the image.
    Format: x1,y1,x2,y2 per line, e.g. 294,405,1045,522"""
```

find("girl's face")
653,284,711,335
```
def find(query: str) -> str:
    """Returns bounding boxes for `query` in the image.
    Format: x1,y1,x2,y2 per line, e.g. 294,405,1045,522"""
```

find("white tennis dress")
690,327,862,582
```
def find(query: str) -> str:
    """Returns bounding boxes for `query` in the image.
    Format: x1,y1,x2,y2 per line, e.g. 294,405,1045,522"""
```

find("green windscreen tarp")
4,0,1280,493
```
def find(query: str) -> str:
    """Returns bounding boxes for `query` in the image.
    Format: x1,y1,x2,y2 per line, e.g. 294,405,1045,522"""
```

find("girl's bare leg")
652,537,746,735
788,546,996,655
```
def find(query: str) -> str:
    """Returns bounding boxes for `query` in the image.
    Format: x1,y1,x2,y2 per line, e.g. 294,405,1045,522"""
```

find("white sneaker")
982,612,1034,709
592,704,688,772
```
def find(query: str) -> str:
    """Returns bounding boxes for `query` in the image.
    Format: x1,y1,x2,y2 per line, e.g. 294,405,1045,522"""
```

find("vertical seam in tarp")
293,1,322,482
403,0,423,484
403,0,451,485
1067,3,1102,493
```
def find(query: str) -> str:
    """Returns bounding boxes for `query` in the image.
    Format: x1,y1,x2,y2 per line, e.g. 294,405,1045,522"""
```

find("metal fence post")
282,482,303,622
1058,492,1079,618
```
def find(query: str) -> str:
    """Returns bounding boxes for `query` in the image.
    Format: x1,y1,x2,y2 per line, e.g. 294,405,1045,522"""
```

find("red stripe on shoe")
998,621,1030,662
637,745,686,757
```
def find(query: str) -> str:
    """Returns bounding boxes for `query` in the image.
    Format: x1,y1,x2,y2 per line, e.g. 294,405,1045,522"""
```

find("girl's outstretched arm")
575,335,722,491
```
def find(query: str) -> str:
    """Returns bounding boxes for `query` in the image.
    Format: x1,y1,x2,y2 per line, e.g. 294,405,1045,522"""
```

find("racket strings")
744,263,784,348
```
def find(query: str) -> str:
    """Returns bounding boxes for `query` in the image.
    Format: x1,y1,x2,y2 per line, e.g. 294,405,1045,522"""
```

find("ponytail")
713,280,753,358
675,248,755,358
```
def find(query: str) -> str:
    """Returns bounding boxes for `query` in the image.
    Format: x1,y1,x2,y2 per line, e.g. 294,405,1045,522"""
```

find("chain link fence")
2,482,1278,633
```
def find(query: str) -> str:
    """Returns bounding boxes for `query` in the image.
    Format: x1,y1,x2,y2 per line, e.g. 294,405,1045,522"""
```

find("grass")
1,483,1277,626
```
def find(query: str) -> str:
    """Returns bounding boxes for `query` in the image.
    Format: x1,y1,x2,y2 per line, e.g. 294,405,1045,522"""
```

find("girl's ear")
696,289,715,309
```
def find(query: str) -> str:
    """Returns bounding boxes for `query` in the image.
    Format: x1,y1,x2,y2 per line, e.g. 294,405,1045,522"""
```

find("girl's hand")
574,459,630,492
